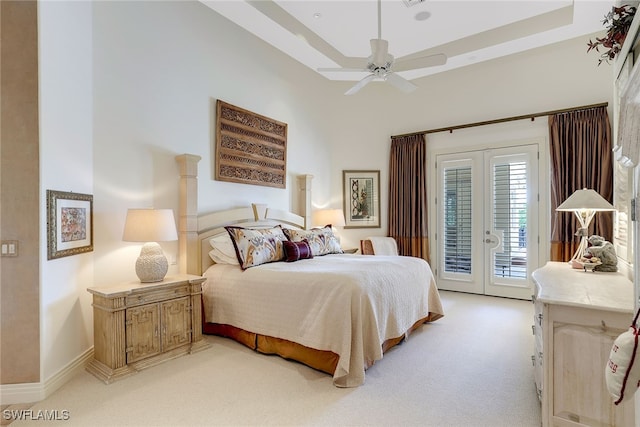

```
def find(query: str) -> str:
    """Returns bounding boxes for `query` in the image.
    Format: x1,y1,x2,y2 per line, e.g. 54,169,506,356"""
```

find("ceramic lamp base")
135,242,168,283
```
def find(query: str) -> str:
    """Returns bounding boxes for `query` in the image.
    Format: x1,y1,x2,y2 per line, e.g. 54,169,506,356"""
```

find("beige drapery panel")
388,134,430,262
548,105,613,262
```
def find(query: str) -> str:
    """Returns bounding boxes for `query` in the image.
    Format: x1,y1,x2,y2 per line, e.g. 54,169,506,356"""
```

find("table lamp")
123,208,178,282
556,188,615,267
312,209,346,228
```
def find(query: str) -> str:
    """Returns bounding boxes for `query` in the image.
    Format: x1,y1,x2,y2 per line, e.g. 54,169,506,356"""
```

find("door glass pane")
492,161,527,279
443,166,472,274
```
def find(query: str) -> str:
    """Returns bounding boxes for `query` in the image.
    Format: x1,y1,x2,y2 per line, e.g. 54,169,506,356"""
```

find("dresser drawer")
126,285,190,307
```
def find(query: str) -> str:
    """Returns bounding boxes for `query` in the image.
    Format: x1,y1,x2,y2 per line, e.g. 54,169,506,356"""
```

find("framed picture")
343,170,380,228
47,190,93,260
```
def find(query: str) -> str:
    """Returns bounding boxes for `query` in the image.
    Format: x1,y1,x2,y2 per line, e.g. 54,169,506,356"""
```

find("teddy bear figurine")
585,235,618,272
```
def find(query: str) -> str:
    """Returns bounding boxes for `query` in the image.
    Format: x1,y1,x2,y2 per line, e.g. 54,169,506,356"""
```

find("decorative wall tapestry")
215,100,287,188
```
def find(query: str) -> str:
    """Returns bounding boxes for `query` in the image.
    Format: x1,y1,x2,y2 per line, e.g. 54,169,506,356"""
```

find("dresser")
86,274,210,383
532,262,635,426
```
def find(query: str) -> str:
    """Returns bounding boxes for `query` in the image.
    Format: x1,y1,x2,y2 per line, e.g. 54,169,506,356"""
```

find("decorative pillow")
283,240,313,262
208,234,239,265
605,318,640,404
283,225,343,257
225,225,288,270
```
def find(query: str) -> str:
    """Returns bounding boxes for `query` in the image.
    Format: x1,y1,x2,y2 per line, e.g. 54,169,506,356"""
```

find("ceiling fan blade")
317,67,368,73
345,74,377,96
370,39,389,66
393,53,447,72
385,73,417,93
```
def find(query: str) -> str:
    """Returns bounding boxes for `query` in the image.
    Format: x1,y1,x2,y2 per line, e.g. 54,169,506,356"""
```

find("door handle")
484,230,504,252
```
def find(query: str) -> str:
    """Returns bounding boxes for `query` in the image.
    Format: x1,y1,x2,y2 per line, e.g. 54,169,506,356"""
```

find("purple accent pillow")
283,240,313,262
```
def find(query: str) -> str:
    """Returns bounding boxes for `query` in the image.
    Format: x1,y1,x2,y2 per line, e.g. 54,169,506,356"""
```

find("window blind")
443,166,472,274
492,162,528,279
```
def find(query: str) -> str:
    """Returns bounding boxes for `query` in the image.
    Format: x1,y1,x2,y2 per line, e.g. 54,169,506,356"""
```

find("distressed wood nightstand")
86,274,210,384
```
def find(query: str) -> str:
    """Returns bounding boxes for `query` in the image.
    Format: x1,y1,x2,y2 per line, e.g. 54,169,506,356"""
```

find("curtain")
549,106,613,262
388,134,429,261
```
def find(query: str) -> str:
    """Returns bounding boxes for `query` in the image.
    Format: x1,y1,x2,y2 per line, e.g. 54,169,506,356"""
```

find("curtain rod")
390,102,609,139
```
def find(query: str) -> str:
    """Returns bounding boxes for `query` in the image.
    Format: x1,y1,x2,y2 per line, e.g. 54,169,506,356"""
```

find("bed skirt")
202,311,443,376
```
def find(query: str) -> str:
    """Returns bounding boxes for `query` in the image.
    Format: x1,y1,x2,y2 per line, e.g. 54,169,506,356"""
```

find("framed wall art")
215,100,287,189
47,190,93,260
343,170,380,228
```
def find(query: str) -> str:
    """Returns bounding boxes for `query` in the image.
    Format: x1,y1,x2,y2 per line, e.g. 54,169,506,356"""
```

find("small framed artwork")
343,170,380,228
47,190,93,260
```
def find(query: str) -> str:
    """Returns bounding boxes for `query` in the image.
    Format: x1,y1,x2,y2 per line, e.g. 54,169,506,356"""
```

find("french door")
435,145,538,299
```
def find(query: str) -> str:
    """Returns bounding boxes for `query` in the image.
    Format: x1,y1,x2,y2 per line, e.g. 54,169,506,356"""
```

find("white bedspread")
203,254,444,387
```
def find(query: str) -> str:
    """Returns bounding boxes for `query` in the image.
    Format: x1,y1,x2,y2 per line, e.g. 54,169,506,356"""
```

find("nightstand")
86,274,210,384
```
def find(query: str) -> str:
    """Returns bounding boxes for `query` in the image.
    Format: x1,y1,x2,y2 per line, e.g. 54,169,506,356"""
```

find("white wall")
39,0,94,382
90,1,339,285
37,0,613,393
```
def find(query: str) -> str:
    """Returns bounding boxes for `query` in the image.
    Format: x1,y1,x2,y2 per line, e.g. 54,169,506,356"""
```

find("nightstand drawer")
125,285,189,307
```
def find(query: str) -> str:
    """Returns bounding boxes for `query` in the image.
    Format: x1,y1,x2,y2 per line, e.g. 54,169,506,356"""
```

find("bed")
175,154,444,387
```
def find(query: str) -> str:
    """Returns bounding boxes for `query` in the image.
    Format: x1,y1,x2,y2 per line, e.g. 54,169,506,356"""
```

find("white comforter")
202,254,444,387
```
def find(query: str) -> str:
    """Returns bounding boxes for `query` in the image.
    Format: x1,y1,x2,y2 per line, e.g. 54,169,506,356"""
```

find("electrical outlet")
1,240,18,257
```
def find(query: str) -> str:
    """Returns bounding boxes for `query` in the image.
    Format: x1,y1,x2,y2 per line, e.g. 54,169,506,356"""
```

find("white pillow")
605,324,640,404
208,234,239,265
208,248,239,265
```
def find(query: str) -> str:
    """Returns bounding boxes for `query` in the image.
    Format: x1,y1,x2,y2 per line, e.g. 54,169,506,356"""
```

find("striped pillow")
283,240,313,262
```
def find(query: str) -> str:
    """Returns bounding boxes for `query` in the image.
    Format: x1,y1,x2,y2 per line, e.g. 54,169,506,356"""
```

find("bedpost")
176,154,202,275
297,174,313,229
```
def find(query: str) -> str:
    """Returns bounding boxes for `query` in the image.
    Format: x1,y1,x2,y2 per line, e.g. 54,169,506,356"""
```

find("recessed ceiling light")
313,12,322,19
415,11,431,21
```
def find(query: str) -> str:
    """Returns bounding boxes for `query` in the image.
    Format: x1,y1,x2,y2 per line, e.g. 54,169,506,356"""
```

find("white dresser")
532,261,635,427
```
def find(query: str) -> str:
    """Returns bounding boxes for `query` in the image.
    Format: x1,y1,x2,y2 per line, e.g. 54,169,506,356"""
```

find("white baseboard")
0,347,94,405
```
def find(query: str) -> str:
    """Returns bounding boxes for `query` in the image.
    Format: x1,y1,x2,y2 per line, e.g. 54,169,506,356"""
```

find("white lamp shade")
313,209,346,228
556,188,615,212
555,188,615,267
123,209,178,242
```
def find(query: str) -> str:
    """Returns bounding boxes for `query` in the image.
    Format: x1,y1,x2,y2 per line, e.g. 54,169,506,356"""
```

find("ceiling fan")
318,0,447,95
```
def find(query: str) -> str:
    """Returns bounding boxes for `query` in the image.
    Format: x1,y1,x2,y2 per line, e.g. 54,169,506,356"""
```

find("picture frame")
47,190,93,260
343,170,380,229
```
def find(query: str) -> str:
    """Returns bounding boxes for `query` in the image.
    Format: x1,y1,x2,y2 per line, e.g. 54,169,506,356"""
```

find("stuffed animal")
585,235,618,272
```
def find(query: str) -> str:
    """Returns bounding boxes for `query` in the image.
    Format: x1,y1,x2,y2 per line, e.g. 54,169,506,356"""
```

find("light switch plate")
1,240,18,257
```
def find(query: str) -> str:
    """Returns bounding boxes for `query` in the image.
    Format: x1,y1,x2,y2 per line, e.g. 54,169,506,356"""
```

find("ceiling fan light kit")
318,0,447,95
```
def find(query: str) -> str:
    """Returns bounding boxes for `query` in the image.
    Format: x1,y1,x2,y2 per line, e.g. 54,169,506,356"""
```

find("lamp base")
135,242,168,283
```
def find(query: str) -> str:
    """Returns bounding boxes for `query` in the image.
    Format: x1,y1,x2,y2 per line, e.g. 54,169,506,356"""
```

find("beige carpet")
11,291,541,426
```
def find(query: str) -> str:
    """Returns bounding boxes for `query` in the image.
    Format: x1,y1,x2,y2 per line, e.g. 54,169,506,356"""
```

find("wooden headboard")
175,154,313,275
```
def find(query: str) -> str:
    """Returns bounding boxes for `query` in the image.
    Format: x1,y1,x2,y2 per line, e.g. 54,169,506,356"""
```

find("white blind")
443,166,472,274
492,162,528,279
614,161,630,262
